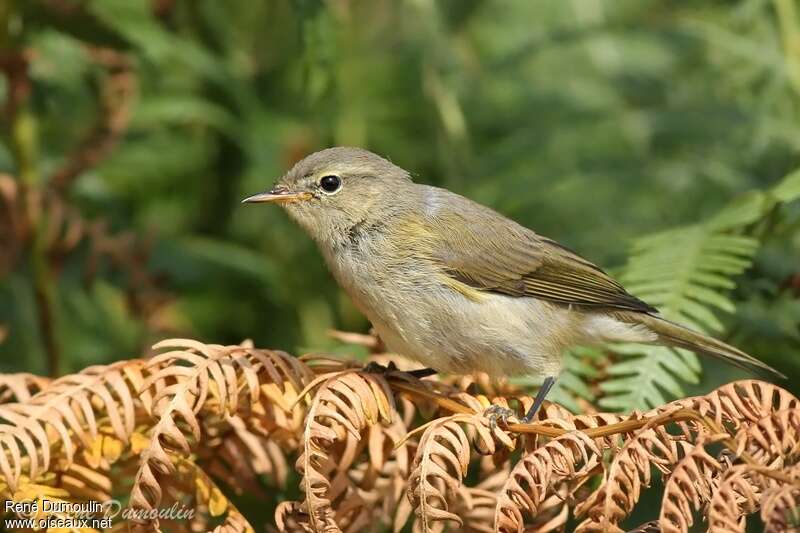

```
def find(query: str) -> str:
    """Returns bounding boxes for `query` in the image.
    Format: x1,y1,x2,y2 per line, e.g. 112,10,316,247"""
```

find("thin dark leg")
407,367,437,378
521,376,556,423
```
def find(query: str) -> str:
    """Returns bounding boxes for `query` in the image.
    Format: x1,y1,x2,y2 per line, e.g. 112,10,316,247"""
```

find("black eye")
319,175,341,193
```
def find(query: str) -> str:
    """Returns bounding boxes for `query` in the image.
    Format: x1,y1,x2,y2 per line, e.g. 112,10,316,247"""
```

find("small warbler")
244,147,783,421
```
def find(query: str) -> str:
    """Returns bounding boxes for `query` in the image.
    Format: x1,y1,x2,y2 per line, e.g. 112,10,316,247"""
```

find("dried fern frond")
574,411,698,533
0,373,50,404
0,339,797,532
495,431,601,533
0,359,148,494
761,482,800,532
691,380,800,431
707,464,774,532
659,433,732,533
182,456,256,533
575,380,799,532
407,411,516,531
736,408,800,465
199,414,291,496
279,370,400,532
131,339,312,528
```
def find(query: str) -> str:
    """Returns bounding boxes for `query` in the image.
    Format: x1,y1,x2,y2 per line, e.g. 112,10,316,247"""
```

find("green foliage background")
2,0,799,411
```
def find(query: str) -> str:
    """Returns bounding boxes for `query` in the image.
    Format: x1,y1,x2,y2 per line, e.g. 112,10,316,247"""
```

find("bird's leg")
520,376,556,423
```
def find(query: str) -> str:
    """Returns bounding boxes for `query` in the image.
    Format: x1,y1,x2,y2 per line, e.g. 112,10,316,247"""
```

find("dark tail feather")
626,313,786,380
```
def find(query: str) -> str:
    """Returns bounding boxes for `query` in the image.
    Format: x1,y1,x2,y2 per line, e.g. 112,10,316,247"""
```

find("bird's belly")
353,283,582,378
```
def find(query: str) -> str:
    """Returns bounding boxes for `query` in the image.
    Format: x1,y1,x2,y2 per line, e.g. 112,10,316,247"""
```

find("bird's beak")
241,186,312,204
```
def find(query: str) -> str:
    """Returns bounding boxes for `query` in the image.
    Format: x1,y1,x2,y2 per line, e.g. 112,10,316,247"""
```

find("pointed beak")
241,186,312,204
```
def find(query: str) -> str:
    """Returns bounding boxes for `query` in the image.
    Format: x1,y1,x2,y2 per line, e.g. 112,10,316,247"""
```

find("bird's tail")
619,312,786,380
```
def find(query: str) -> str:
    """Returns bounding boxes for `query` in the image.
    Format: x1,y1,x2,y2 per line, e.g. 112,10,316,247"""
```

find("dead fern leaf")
131,339,312,528
282,370,397,532
202,413,292,495
0,359,146,494
707,464,774,533
495,431,601,533
574,419,692,532
407,416,472,530
659,433,732,533
0,340,797,532
690,380,800,431
736,408,800,465
407,411,515,532
576,381,800,532
761,483,800,532
703,410,800,532
0,373,50,404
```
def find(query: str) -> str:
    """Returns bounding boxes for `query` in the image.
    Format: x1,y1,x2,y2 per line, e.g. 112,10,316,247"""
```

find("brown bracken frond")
407,411,516,532
0,339,797,532
277,370,402,532
0,359,147,495
130,339,312,529
761,482,800,532
495,431,601,532
707,464,771,532
659,433,732,533
575,380,799,533
0,373,50,403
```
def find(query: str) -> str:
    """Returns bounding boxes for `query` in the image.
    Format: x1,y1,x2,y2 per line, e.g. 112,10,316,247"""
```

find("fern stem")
391,376,753,448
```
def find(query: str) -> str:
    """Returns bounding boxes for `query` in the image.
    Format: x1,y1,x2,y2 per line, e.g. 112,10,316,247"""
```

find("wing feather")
422,187,656,313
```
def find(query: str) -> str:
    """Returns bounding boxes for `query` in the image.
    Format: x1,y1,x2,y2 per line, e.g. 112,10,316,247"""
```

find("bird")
243,147,784,422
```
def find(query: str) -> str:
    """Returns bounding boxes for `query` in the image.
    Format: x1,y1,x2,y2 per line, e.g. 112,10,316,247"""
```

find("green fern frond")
599,169,800,412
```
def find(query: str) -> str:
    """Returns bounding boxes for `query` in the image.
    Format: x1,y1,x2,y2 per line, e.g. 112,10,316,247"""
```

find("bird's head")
243,147,413,246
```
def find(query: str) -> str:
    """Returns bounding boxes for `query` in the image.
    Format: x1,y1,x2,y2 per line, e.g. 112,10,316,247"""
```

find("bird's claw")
483,404,519,430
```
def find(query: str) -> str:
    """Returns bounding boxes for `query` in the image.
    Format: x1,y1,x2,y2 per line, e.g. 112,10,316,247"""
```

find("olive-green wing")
427,193,656,313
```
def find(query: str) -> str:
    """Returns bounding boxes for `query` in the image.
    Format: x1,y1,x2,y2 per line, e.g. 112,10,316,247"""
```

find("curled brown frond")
200,414,292,496
690,380,800,431
495,431,601,533
761,483,800,532
736,408,800,465
407,411,515,532
575,381,800,532
703,409,800,532
279,370,399,532
0,359,147,494
0,373,50,403
574,418,693,532
707,464,771,533
659,434,732,533
131,339,312,528
0,339,797,532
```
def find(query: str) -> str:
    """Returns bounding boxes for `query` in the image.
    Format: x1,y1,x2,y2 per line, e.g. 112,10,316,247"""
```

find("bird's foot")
483,376,558,429
363,361,398,374
483,404,520,430
364,361,438,379
362,362,437,379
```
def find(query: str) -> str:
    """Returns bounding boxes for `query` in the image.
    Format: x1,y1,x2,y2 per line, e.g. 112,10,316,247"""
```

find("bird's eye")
319,175,342,193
